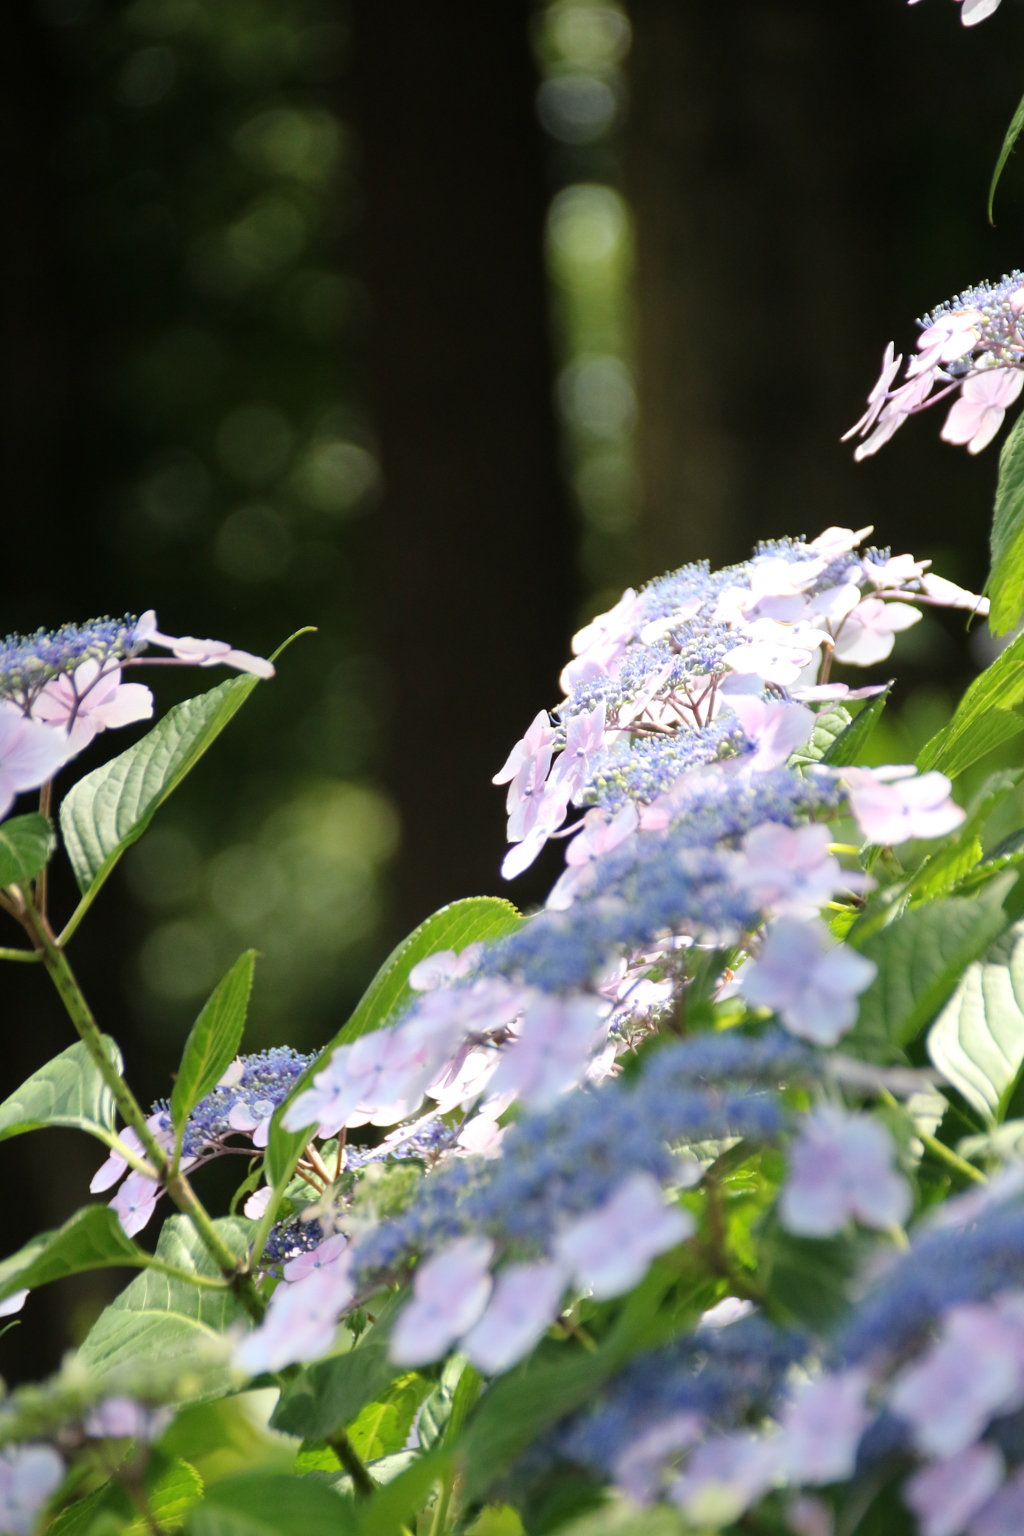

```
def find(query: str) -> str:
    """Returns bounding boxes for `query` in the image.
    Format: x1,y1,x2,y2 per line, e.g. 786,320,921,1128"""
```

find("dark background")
1,0,1022,1381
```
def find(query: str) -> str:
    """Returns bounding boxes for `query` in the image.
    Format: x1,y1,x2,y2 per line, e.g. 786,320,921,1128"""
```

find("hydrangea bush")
7,12,1024,1536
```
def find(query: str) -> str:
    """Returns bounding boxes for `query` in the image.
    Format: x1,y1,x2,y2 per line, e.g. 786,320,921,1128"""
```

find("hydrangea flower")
0,705,72,821
552,1171,694,1299
844,765,965,845
779,1106,912,1236
0,1447,64,1536
32,660,153,752
460,1259,567,1375
904,1442,1006,1536
846,273,1024,460
737,918,877,1045
389,1237,495,1367
889,1298,1024,1457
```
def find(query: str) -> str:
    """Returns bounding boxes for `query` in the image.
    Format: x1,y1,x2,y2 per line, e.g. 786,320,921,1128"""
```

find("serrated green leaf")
928,922,1024,1124
51,1454,204,1536
0,1036,121,1144
988,345,1024,633
59,675,261,917
346,1375,431,1463
848,878,1014,1057
270,1293,406,1441
821,687,891,767
338,897,523,1046
917,632,1024,777
0,813,55,888
0,1204,144,1305
186,1473,357,1536
266,897,522,1188
789,705,851,769
172,953,256,1134
80,1215,252,1389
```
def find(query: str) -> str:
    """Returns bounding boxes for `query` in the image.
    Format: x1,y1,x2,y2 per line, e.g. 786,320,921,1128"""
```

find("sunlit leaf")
821,686,891,767
186,1473,356,1536
171,953,256,1133
917,631,1024,777
80,1215,251,1389
847,878,1014,1057
789,705,851,768
0,1204,143,1306
928,922,1024,1124
0,1036,121,1144
0,813,55,888
50,1453,204,1536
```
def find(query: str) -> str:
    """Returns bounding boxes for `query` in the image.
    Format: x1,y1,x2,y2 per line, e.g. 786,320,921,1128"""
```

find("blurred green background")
2,0,1024,1378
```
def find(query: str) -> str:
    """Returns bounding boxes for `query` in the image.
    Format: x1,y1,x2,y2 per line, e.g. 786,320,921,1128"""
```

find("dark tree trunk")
626,0,1024,591
353,0,576,932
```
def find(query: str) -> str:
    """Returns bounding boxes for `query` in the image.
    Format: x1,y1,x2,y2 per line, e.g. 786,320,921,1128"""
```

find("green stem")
328,1430,374,1498
430,1363,482,1536
0,946,41,963
878,1088,987,1186
919,1128,987,1185
137,1256,232,1291
23,911,265,1320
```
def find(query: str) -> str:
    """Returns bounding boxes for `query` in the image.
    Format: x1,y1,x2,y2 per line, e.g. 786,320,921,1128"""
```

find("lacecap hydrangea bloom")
234,526,976,1388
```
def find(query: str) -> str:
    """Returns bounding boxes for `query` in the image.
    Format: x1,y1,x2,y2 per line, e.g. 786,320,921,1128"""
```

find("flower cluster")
556,1176,1024,1534
92,1049,313,1236
847,273,1024,459
0,613,274,824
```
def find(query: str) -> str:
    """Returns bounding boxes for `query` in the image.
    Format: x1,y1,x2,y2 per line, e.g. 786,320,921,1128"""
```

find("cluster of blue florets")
168,1048,315,1160
261,1213,325,1269
352,1031,812,1285
920,272,1024,371
841,1188,1024,1367
0,617,142,705
582,720,747,812
478,765,844,993
556,1315,808,1480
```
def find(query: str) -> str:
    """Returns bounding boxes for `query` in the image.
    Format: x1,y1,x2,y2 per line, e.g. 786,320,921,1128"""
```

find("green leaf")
358,1449,449,1536
760,1220,861,1331
0,1037,121,1144
338,897,523,1046
346,1376,431,1463
0,813,55,888
266,897,522,1186
80,1215,251,1390
848,878,1014,1057
990,391,1024,637
928,922,1024,1124
60,675,262,917
990,87,1024,222
0,1204,144,1305
186,1473,357,1536
50,1454,204,1536
271,1294,407,1441
171,953,256,1133
553,1502,686,1536
821,686,891,767
917,632,1024,777
789,705,851,769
